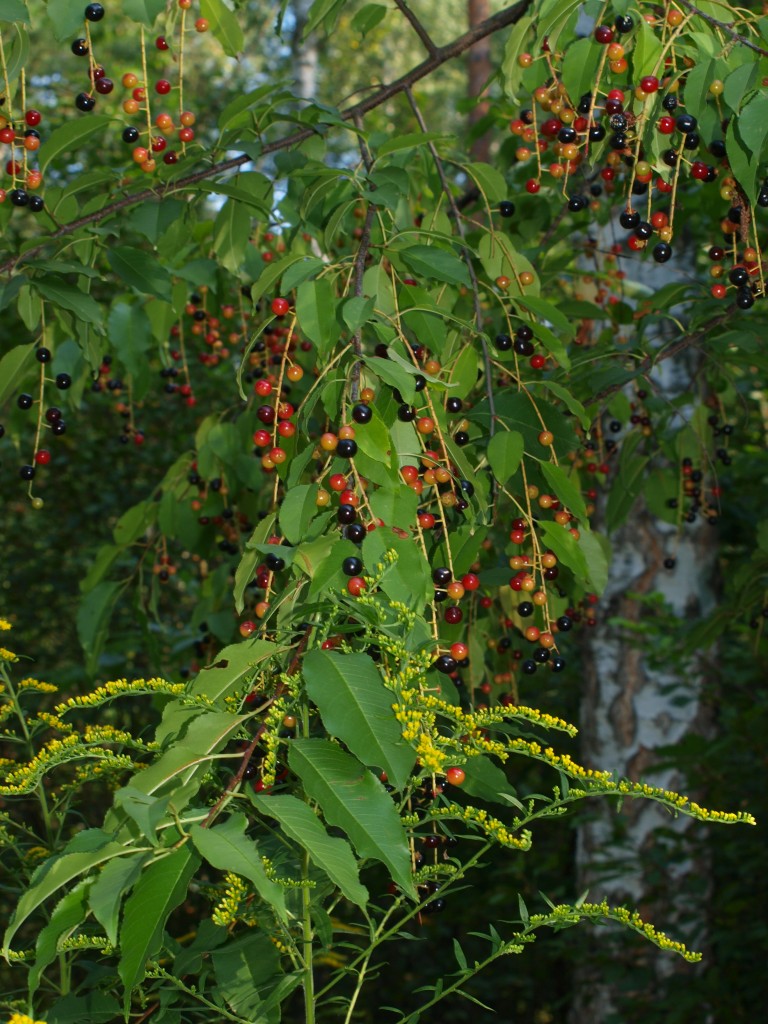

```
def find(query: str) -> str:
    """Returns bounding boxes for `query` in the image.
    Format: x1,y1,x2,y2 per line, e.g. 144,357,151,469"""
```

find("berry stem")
140,26,154,147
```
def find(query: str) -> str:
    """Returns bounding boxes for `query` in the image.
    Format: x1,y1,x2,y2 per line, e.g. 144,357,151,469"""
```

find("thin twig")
393,0,440,57
677,0,768,57
0,0,533,277
200,625,312,828
347,119,377,401
404,86,496,438
586,308,733,406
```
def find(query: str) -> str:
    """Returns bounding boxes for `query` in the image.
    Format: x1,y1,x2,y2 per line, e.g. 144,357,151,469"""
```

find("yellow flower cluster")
504,740,756,826
7,1013,47,1024
262,855,313,889
0,647,19,663
212,872,248,926
55,677,184,714
421,802,533,851
0,733,137,795
31,712,73,733
18,678,57,694
532,901,703,963
260,698,287,787
506,704,578,736
0,617,12,631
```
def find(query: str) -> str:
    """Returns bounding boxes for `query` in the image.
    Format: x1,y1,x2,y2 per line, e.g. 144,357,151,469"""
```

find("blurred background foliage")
1,1,767,1021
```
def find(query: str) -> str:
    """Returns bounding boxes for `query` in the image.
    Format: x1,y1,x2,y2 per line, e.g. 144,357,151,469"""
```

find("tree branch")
393,0,440,57
677,0,768,57
0,0,533,277
586,308,734,407
404,86,496,439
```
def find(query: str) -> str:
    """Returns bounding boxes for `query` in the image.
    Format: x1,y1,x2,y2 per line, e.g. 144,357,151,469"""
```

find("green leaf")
45,0,85,40
477,232,538,297
376,131,450,158
190,814,286,919
113,787,172,847
342,294,375,332
3,839,128,951
107,247,171,300
39,115,112,174
77,581,124,676
724,61,759,112
541,462,587,521
725,120,759,204
561,38,596,109
210,931,283,1017
501,13,535,100
288,739,413,894
303,649,416,789
250,793,369,907
279,483,320,545
0,0,28,23
296,277,338,355
89,853,147,946
605,447,650,533
189,639,281,705
28,883,90,998
118,847,201,1010
634,13,663,75
461,755,517,805
0,341,35,405
113,499,157,545
397,244,470,287
34,280,103,324
123,0,165,24
362,527,431,609
538,521,589,582
108,302,153,398
129,711,248,804
250,253,307,305
212,199,251,274
578,528,610,595
201,0,244,56
735,91,768,155
364,354,417,403
351,3,388,35
487,431,524,484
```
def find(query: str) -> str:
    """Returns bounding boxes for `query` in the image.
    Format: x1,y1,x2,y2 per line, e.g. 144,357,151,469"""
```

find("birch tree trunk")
291,0,319,102
570,352,719,1023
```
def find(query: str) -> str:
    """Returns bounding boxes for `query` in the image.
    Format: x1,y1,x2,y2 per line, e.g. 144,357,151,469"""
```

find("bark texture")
571,352,718,1024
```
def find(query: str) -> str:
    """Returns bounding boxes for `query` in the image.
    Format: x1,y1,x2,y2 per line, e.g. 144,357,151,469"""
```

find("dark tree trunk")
467,0,492,161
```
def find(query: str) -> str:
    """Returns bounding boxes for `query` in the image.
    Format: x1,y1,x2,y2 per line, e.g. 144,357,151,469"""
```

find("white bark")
291,0,319,103
571,270,718,1023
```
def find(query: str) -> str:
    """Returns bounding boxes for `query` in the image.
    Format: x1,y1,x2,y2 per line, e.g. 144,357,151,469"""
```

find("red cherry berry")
271,297,290,316
658,116,675,134
156,35,169,50
530,354,546,369
525,178,541,194
239,620,256,637
639,75,659,93
445,767,466,786
25,110,41,127
156,80,172,95
34,449,51,465
594,25,613,43
347,576,366,596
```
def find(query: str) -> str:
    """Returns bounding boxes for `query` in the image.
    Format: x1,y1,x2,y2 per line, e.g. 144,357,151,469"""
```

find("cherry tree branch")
586,308,734,406
0,0,533,277
393,0,440,57
404,85,497,438
677,0,768,57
